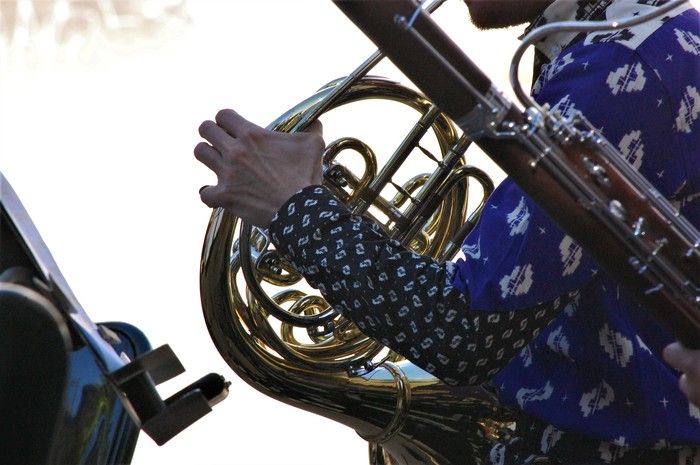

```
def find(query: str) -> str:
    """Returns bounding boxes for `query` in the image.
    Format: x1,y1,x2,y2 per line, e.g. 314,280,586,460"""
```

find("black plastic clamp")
110,345,229,445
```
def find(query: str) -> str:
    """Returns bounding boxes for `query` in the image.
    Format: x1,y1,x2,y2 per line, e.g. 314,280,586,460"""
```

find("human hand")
663,342,700,407
195,109,325,228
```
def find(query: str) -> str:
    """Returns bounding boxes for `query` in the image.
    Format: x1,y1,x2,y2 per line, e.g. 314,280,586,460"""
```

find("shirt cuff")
268,185,347,271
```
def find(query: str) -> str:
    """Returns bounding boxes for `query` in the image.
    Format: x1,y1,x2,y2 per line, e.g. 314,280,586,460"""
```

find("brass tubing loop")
200,6,507,461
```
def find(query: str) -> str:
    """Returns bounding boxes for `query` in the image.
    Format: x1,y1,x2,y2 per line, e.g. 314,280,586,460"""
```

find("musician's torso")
456,2,700,450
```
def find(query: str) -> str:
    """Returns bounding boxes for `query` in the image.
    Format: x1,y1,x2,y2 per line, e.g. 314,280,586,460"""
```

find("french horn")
199,0,700,463
199,2,513,464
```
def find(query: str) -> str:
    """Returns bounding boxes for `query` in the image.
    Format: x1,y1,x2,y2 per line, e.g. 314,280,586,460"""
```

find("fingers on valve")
194,142,222,171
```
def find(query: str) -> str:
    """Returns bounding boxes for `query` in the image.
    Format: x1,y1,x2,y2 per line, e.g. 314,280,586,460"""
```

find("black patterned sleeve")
269,185,576,386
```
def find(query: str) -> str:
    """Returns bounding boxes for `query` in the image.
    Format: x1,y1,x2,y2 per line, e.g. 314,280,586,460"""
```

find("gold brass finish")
200,74,510,465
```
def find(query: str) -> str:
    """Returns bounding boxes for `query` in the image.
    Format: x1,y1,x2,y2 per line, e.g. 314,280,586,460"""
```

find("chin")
464,0,550,30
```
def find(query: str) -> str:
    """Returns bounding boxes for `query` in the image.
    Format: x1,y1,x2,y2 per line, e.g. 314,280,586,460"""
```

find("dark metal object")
0,282,146,465
0,172,229,463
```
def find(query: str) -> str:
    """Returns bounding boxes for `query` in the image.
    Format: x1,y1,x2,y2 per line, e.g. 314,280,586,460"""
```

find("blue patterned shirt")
452,0,700,452
269,0,700,457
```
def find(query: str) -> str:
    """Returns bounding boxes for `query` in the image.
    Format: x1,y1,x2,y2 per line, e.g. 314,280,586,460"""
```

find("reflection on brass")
478,418,517,444
201,65,512,465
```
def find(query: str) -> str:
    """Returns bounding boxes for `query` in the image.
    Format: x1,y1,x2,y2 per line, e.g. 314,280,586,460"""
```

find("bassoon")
333,0,700,348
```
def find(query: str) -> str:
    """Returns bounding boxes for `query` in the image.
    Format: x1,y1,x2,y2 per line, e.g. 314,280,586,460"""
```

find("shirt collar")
524,0,615,61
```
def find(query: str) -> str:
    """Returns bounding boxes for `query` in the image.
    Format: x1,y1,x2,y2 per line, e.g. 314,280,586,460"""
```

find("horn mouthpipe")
333,0,493,124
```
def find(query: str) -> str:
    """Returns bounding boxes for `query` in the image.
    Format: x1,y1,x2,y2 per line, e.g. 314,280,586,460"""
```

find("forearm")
270,186,573,385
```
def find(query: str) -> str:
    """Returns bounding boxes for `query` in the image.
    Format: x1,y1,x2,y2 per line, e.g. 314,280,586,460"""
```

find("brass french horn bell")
199,13,512,464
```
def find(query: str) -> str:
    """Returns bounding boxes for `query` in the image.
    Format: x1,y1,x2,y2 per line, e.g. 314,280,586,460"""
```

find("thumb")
304,119,323,138
309,120,326,183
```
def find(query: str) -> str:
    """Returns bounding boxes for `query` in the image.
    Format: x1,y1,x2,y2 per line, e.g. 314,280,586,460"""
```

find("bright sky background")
3,1,693,464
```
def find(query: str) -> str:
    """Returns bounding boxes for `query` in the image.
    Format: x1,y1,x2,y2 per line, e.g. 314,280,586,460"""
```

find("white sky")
5,1,692,464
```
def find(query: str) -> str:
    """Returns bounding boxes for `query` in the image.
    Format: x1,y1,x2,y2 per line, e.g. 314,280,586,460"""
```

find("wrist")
270,184,327,229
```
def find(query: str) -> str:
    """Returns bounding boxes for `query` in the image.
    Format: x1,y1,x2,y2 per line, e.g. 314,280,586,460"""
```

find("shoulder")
533,5,698,102
583,2,698,55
